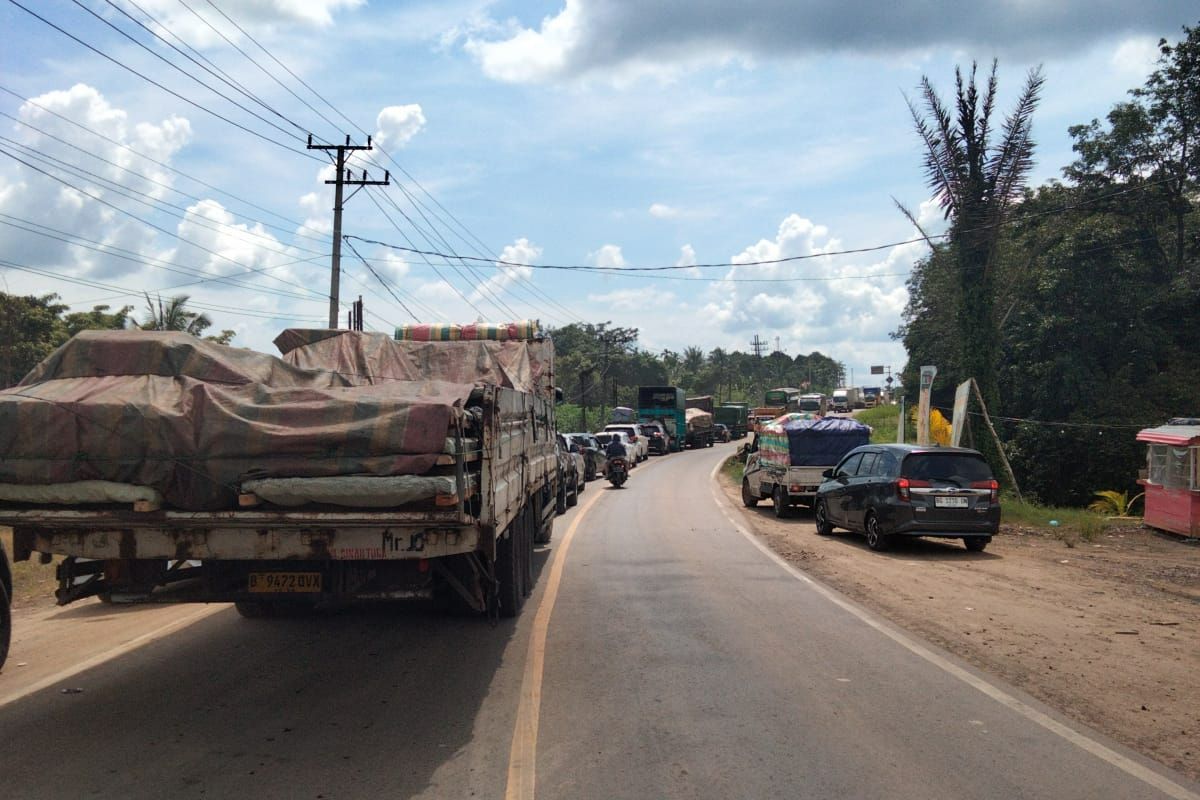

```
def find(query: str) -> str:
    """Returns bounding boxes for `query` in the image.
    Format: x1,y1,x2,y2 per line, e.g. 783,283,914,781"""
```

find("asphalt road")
1,442,1196,800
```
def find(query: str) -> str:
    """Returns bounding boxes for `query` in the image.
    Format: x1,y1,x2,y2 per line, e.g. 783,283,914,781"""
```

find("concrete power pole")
307,135,390,328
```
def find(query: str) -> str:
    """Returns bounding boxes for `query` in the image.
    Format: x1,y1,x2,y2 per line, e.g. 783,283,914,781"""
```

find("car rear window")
901,453,993,485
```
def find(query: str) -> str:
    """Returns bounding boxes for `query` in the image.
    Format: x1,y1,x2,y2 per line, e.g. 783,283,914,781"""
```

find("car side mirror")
822,468,833,479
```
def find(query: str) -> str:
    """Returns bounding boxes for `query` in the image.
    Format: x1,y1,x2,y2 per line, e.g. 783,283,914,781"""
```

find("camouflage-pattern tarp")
0,331,467,510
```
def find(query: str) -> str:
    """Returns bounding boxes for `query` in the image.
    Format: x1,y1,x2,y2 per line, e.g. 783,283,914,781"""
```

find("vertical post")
328,147,346,329
307,134,389,330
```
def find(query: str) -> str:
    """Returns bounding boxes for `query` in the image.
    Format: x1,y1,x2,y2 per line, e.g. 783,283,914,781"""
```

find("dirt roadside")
718,475,1200,782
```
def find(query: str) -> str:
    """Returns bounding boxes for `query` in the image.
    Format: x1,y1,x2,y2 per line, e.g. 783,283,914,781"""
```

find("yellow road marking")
504,482,605,800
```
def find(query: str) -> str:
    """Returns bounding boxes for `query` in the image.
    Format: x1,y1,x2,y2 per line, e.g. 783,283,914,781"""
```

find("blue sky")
0,1,1195,378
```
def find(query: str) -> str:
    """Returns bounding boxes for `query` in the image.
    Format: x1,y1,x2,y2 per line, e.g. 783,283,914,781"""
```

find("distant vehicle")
714,404,750,438
798,393,827,414
764,387,802,412
638,422,670,455
637,386,686,452
555,434,581,513
742,417,871,517
603,424,648,462
831,387,860,413
566,433,606,479
595,431,637,468
686,395,715,414
814,444,1000,552
609,406,636,423
714,423,732,442
0,538,11,669
684,408,715,448
559,433,590,486
862,387,883,408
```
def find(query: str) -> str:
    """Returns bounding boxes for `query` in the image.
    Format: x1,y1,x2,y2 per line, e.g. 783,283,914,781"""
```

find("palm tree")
139,293,213,337
908,60,1044,409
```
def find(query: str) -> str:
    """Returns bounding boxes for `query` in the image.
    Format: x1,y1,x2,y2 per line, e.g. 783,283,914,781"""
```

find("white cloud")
1110,36,1161,80
131,0,364,47
469,237,541,307
456,0,1193,84
589,243,626,268
649,202,678,219
374,104,427,150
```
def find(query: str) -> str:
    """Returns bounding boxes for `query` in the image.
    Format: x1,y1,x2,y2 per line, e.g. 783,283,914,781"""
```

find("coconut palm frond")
988,66,1046,215
907,81,961,218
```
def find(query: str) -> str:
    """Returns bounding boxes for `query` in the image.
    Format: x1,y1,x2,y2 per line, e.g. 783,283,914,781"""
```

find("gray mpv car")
814,444,1000,552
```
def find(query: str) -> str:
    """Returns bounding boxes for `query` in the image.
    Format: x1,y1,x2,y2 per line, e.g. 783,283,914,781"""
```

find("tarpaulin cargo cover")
759,415,871,467
0,328,551,510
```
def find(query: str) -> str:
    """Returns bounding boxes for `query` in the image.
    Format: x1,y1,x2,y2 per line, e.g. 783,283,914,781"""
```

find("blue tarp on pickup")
779,416,871,466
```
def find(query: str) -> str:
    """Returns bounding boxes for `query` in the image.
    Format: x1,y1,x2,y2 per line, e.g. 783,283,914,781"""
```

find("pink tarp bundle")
0,330,471,510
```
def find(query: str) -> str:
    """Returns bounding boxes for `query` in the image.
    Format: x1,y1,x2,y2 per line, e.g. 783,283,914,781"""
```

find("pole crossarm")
305,134,391,328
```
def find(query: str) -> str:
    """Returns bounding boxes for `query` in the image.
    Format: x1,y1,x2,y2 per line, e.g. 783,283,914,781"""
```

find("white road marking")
706,455,1199,800
0,604,227,708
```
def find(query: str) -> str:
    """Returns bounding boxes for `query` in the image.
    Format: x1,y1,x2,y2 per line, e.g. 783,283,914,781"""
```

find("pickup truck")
741,416,871,517
0,322,558,619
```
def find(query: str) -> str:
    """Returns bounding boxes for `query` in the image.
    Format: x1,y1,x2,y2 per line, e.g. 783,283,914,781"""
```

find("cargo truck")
831,387,860,413
741,416,871,517
637,386,685,452
0,322,558,619
714,404,750,439
686,395,715,414
684,408,715,448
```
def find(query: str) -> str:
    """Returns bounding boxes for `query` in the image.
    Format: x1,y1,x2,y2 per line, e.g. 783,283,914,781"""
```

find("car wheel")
555,481,567,515
773,485,790,518
567,474,579,507
964,537,990,552
814,498,834,535
741,479,758,507
864,512,890,551
0,578,10,670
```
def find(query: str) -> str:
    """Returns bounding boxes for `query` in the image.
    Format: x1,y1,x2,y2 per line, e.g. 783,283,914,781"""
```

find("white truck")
831,387,860,413
740,417,871,517
0,323,558,619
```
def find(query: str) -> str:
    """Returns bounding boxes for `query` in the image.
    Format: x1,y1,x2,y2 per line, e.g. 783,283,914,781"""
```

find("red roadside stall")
1136,420,1200,537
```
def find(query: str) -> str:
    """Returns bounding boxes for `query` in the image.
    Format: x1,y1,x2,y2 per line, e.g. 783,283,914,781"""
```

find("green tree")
64,303,134,337
0,292,67,388
138,293,235,344
907,60,1044,414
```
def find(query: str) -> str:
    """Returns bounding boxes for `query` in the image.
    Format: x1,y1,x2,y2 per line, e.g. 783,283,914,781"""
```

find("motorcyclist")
605,436,628,476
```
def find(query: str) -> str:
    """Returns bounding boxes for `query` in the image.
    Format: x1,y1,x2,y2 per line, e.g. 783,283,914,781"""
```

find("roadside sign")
950,379,971,447
870,365,885,375
917,365,937,444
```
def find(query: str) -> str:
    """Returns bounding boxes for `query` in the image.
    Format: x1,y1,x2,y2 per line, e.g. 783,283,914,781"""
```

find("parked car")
555,434,580,513
594,431,637,469
566,432,607,479
638,422,670,455
0,537,11,669
814,444,1000,552
558,433,588,487
714,423,731,443
602,424,648,462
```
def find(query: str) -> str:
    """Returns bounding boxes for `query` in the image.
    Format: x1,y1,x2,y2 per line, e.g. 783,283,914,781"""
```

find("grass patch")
1,527,60,605
857,405,901,443
722,453,744,484
999,498,1111,547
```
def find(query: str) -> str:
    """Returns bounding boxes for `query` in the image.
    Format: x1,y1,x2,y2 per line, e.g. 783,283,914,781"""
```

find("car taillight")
971,479,999,503
897,477,930,501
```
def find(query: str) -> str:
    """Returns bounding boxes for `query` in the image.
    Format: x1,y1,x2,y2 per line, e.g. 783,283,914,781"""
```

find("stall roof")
1136,425,1200,446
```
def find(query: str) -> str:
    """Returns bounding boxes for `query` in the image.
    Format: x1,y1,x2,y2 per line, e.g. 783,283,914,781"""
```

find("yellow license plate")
248,572,322,593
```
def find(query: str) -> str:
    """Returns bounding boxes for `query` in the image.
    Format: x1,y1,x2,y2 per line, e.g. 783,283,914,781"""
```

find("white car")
594,431,638,468
602,424,648,462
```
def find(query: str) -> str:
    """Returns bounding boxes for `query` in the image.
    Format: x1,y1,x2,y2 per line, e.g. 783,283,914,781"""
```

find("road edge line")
0,603,227,708
707,457,1200,800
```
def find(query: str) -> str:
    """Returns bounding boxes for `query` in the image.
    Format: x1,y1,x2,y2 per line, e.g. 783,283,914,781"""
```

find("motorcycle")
607,456,628,488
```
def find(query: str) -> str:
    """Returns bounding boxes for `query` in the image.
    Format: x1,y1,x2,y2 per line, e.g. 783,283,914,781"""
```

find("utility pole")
307,134,390,328
750,334,766,358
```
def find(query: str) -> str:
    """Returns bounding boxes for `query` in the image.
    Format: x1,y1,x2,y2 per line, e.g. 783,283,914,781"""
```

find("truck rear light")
971,479,999,503
897,477,930,501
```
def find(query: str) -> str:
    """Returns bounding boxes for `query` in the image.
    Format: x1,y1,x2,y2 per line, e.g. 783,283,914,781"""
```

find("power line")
342,237,419,322
0,84,331,243
4,0,322,161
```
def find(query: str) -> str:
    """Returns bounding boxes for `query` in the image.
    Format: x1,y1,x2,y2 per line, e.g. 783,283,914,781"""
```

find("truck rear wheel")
741,480,759,507
773,486,791,518
0,578,10,670
496,503,533,618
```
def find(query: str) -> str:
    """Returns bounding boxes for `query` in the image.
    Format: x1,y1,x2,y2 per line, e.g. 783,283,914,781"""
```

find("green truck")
638,386,686,452
715,403,750,439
